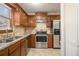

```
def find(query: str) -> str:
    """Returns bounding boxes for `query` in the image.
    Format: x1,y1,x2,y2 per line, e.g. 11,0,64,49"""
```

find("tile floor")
27,48,61,56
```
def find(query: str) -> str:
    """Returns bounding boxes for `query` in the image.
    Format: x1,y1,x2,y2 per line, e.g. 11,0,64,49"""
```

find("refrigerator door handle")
53,29,54,35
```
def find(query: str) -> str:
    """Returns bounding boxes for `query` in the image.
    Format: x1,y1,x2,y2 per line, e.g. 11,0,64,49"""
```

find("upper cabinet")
47,16,51,28
35,12,47,20
28,15,36,27
47,15,60,28
14,9,27,26
7,3,28,27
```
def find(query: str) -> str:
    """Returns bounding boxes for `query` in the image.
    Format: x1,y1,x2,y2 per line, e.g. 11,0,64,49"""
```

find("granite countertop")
0,28,52,51
0,28,33,51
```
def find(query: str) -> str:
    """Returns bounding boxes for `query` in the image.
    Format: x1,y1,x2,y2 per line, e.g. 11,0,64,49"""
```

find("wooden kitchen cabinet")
25,35,32,54
20,39,27,56
0,48,8,56
47,20,51,28
48,34,53,48
20,12,27,26
27,35,31,48
14,9,27,26
35,12,47,20
0,37,29,56
8,41,20,56
28,15,36,27
6,3,28,27
31,34,35,48
9,47,20,56
47,16,51,28
22,14,28,26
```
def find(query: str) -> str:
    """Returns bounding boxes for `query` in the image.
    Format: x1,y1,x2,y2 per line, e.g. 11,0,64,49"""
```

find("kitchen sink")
14,36,22,39
0,39,14,43
0,40,3,43
0,36,22,43
5,39,14,43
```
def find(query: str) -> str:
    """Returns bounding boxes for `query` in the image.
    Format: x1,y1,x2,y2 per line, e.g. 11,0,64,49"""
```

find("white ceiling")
19,3,60,15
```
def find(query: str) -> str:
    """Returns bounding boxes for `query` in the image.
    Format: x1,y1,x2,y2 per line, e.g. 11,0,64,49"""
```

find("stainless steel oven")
36,31,48,48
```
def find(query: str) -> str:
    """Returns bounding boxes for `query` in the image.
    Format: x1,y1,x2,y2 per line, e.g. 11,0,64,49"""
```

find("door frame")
60,3,65,56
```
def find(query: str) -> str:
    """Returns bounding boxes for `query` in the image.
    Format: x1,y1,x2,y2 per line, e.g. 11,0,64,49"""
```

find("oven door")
36,35,48,48
36,35,47,42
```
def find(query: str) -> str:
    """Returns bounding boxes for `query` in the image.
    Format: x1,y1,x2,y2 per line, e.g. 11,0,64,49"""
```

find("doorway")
26,3,62,56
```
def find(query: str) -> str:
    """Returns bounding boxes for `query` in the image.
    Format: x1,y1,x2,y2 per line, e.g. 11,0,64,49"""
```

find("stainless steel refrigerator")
51,20,60,49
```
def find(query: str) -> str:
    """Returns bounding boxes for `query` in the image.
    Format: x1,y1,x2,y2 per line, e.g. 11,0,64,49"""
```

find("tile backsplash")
13,26,26,36
0,26,26,40
36,22,47,31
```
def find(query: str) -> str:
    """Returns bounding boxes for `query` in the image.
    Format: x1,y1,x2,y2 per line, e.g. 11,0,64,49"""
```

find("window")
0,4,11,30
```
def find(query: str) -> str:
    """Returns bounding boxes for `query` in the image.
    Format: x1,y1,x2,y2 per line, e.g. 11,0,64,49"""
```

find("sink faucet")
6,29,9,38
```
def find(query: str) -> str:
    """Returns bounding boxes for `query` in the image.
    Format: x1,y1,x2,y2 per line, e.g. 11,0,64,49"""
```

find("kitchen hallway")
27,48,60,56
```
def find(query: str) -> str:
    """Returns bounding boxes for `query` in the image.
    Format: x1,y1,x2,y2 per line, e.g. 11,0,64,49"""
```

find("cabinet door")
48,34,52,48
26,35,31,53
20,45,26,56
20,11,25,26
23,14,27,26
30,17,36,27
9,42,20,56
31,34,35,48
14,10,21,26
9,47,20,56
0,48,8,56
47,16,51,28
20,39,27,56
14,9,27,26
28,35,31,48
47,20,51,28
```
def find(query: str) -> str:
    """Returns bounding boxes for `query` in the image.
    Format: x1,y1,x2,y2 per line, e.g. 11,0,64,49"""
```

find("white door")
64,4,78,56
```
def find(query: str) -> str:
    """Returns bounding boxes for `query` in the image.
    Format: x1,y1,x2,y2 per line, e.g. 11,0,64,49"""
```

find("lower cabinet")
0,34,53,56
27,35,31,48
48,34,53,48
0,48,8,56
8,41,20,56
0,36,32,56
8,38,27,56
20,39,27,56
31,34,35,48
9,47,20,56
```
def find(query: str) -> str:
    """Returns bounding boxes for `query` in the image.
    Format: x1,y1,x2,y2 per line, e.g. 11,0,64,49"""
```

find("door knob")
77,45,79,47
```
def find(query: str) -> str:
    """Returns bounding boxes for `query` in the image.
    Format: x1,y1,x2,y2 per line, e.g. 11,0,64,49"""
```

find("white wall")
61,4,78,56
61,4,65,56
